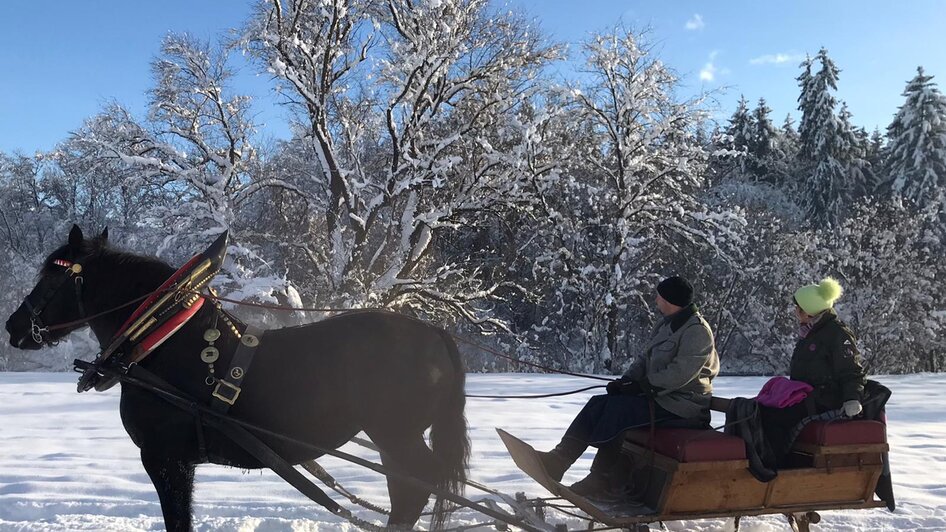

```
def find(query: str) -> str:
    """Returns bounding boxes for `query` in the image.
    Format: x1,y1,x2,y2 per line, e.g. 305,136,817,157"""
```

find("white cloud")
750,53,804,65
700,50,718,82
685,14,705,31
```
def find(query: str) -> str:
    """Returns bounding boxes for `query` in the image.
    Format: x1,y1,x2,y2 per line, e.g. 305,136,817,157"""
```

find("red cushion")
626,428,746,462
796,420,887,446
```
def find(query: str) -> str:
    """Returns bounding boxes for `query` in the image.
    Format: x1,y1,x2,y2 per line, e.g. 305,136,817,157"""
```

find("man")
538,276,719,498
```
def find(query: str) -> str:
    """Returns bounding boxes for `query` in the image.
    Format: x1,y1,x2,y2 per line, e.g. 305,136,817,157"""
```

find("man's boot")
569,440,630,500
536,436,586,483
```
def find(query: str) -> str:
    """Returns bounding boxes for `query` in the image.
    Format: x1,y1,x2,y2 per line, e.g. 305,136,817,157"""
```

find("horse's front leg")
141,448,197,532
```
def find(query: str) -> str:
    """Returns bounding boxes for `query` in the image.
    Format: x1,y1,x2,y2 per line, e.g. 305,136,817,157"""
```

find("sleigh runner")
498,397,891,531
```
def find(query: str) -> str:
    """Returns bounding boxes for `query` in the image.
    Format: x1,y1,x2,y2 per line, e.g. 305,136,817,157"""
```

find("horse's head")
5,224,108,350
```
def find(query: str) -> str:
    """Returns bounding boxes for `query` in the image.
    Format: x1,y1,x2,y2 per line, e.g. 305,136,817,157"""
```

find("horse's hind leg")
372,433,439,529
141,449,196,532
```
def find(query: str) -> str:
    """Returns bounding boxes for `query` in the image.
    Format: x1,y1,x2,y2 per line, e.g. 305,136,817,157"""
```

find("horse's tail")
429,330,470,530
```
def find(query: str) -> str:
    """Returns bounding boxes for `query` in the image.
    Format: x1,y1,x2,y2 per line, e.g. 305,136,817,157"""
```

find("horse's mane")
42,236,174,280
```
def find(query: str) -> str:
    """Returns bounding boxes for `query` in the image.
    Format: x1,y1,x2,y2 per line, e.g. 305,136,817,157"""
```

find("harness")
75,232,229,393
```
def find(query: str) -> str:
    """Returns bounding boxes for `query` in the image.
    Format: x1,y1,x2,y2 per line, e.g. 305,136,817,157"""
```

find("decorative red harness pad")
113,254,208,363
134,297,205,360
115,254,204,338
76,231,229,393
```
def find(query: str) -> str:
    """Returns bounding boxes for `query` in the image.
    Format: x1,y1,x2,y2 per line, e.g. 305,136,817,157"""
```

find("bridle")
22,258,86,346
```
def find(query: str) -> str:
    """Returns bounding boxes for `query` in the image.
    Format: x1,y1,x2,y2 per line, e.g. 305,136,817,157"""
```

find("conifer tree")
721,95,754,176
727,95,755,152
886,67,946,215
796,55,816,153
780,114,800,162
864,128,886,193
836,103,871,197
749,97,780,180
798,48,848,225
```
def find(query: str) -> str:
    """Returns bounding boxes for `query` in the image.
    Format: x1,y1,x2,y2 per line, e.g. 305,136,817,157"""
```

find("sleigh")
499,397,891,531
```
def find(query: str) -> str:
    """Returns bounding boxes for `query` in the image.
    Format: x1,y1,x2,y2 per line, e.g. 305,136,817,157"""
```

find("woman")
761,277,867,466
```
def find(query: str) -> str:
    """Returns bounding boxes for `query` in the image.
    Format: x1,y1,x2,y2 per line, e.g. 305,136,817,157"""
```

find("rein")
45,292,156,332
48,283,612,396
193,291,612,383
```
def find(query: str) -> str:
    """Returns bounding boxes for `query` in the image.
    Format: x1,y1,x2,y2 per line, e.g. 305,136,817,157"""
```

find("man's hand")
606,377,643,395
606,377,630,394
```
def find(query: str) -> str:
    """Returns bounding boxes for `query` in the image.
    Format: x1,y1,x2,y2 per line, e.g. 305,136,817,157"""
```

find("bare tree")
243,0,560,326
526,27,744,372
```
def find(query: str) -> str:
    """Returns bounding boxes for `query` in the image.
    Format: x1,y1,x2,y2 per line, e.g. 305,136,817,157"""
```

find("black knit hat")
657,276,694,307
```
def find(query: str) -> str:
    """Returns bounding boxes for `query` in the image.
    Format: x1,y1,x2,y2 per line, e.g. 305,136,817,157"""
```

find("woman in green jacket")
761,277,867,465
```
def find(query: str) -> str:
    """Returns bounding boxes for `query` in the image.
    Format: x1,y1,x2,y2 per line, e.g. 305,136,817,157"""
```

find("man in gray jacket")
538,276,719,498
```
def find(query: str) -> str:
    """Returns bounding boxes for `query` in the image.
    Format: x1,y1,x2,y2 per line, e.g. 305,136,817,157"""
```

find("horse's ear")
68,225,84,249
100,226,109,242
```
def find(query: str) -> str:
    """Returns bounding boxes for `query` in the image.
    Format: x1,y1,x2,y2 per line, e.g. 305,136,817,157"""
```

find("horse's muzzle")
6,312,42,350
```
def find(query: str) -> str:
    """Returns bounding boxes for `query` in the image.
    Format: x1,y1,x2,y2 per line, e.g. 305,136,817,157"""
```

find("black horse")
5,225,470,531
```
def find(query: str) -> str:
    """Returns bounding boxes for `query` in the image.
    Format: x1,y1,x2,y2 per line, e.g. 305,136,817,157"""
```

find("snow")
0,373,942,531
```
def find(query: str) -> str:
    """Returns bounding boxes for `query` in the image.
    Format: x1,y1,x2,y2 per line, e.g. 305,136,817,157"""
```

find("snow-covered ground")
0,373,942,531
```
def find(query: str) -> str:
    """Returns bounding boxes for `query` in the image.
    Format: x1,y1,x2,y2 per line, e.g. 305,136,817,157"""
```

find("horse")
5,225,470,531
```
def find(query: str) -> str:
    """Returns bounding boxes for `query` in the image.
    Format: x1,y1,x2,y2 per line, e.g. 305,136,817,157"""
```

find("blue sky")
2,1,945,153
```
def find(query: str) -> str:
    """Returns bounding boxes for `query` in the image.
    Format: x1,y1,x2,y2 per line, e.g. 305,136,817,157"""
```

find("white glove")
842,400,863,417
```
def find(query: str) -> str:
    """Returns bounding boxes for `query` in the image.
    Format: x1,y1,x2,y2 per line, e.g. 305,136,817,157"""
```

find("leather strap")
211,325,263,414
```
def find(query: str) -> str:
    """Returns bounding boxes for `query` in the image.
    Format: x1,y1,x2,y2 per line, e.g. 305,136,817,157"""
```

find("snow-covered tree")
835,103,872,198
728,96,755,154
866,128,886,188
701,136,813,375
747,97,791,183
0,153,104,370
751,98,777,159
64,34,303,316
886,67,946,219
780,114,800,161
796,55,816,152
797,48,850,226
242,0,560,327
525,27,745,372
796,201,945,372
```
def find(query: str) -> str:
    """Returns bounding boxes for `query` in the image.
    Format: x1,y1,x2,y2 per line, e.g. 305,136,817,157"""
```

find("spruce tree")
836,103,871,197
796,55,816,155
886,67,946,213
780,114,800,162
722,95,755,176
865,128,886,193
749,97,780,180
727,95,754,152
798,48,848,226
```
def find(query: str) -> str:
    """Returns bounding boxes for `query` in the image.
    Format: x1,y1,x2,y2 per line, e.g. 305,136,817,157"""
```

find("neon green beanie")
794,277,843,315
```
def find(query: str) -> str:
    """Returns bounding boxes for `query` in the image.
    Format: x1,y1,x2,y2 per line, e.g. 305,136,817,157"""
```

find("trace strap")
86,360,347,517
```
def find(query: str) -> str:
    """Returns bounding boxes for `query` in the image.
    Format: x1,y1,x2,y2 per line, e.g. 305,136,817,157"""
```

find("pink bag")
755,376,813,408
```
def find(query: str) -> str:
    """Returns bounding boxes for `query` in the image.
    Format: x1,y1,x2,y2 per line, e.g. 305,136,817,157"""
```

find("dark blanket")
563,394,682,446
863,380,895,511
725,397,778,482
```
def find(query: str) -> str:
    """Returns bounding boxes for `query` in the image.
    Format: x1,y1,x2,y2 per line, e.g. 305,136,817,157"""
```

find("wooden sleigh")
499,397,891,531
